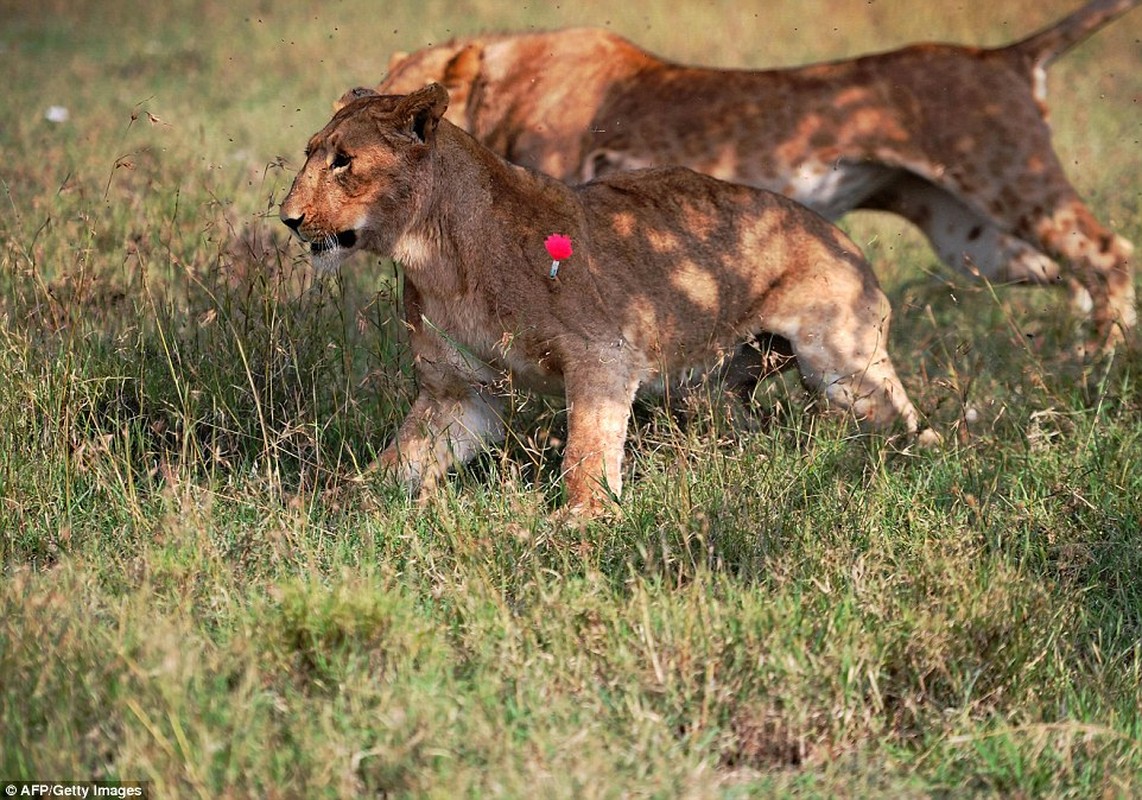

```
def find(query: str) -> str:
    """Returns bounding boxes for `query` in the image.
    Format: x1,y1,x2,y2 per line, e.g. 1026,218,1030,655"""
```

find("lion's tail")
1001,0,1139,68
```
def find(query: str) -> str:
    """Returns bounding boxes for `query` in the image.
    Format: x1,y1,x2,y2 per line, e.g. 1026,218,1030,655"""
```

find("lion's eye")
331,152,352,170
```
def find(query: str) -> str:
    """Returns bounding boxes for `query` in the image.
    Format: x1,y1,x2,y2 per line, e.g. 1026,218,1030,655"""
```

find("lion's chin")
310,246,354,273
310,249,348,272
309,230,358,272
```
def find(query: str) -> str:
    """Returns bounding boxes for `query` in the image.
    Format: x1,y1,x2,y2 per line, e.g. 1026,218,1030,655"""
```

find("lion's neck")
394,124,575,294
392,221,446,272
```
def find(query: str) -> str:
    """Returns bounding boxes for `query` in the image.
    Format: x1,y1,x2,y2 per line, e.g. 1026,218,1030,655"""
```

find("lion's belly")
774,160,896,220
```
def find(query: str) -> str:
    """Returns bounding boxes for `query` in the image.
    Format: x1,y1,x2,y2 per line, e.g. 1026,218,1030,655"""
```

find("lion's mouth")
310,230,358,254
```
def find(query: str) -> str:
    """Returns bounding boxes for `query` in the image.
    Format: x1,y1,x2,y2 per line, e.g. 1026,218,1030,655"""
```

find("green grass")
2,0,1141,796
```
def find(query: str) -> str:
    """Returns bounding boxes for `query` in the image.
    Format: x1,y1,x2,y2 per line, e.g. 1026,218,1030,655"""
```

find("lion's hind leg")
763,277,932,444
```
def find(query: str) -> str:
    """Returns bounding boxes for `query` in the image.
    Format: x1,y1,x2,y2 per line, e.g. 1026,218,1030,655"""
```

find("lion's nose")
281,211,304,233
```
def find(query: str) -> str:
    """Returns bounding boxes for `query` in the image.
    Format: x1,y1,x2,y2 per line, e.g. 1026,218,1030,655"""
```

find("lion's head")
279,83,450,270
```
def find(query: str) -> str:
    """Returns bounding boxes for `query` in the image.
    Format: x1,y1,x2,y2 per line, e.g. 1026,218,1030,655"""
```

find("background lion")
379,0,1139,348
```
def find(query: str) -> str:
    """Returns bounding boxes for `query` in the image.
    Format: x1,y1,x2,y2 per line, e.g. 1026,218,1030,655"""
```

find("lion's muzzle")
311,230,358,252
280,211,358,253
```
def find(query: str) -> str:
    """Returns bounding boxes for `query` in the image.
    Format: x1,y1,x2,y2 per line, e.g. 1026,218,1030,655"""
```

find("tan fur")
280,84,933,513
379,1,1138,347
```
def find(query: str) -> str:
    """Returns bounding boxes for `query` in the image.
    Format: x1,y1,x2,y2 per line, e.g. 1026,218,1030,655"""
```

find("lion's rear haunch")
282,83,934,514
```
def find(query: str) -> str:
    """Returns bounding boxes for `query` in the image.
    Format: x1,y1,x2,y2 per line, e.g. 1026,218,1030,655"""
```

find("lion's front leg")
561,366,640,515
376,387,505,498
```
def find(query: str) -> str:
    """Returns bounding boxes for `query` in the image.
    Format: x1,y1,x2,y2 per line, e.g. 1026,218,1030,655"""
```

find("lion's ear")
396,83,450,145
442,44,481,90
333,87,379,112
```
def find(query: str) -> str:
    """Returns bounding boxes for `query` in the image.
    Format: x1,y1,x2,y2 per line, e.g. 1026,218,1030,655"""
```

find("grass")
2,0,1141,795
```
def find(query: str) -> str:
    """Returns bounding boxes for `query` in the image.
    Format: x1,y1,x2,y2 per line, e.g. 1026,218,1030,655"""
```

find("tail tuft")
1004,0,1140,67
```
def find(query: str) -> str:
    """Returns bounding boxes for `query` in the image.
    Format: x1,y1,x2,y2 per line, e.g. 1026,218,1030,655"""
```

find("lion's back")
580,166,846,249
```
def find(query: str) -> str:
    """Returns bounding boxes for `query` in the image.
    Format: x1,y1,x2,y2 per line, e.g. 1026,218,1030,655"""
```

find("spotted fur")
380,1,1139,347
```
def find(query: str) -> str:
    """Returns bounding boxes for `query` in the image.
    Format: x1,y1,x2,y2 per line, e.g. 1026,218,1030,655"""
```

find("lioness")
280,84,932,513
379,0,1138,347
